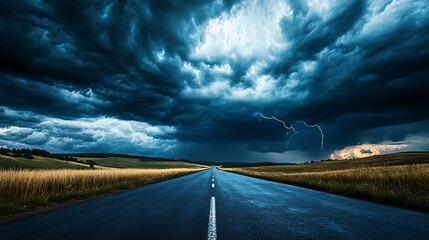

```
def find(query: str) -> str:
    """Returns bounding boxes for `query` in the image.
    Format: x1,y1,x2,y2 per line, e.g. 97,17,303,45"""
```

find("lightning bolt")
256,112,324,149
259,113,296,133
301,121,324,149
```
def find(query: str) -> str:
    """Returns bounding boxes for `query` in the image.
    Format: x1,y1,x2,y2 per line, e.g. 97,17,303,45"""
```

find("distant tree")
85,160,96,169
32,149,51,157
0,147,9,155
51,154,78,162
23,153,34,159
6,148,34,159
21,148,32,155
85,160,97,166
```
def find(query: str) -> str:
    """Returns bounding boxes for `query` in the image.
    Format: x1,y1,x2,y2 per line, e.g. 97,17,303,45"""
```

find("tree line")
0,147,79,162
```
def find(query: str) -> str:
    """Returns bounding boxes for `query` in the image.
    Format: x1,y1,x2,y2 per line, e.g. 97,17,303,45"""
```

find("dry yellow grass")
0,168,202,218
222,164,429,211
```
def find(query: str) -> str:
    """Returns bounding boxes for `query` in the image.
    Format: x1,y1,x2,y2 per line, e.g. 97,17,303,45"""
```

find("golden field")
0,168,202,219
222,160,429,212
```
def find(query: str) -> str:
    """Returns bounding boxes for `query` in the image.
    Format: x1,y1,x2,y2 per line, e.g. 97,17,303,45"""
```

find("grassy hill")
76,157,207,169
221,152,429,212
0,155,89,170
222,152,429,173
0,149,208,170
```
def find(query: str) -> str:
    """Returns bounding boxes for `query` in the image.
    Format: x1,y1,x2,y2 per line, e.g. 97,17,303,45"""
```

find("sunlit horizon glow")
330,142,408,160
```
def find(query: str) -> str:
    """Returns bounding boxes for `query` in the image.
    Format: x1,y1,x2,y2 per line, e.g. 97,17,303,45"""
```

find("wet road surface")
0,167,428,239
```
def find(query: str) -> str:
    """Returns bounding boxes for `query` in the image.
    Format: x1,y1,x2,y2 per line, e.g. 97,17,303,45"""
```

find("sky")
1,0,429,163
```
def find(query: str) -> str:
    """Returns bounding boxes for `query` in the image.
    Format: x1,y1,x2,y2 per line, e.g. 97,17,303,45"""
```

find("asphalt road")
1,167,428,240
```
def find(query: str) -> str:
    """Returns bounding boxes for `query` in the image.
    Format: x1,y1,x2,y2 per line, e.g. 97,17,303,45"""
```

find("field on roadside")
76,157,207,169
0,168,203,219
0,155,89,170
0,153,208,219
221,152,429,212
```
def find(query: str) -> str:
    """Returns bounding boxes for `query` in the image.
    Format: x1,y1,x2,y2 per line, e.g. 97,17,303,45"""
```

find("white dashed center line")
208,197,217,240
212,183,215,188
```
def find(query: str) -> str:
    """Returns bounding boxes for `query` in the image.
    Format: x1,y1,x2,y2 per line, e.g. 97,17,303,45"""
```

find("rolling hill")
76,157,208,169
0,155,89,170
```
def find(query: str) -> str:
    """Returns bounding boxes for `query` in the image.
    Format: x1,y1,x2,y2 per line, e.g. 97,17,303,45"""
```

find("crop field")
221,152,429,212
0,168,203,219
76,157,207,169
0,153,208,219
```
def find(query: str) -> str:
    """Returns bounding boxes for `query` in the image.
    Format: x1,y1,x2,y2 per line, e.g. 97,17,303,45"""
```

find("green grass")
77,157,207,169
221,152,429,212
0,155,88,170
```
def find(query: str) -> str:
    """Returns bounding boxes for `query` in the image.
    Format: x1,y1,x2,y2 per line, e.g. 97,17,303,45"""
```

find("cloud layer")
1,0,429,162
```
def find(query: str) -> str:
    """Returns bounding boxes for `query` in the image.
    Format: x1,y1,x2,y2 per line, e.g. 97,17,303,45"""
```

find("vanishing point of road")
0,168,428,240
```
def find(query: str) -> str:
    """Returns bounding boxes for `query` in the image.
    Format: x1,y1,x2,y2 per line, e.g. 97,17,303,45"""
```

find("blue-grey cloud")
1,0,429,162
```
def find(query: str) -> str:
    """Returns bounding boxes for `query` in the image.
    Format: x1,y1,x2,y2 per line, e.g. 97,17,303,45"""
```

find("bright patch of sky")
0,108,177,154
191,0,290,62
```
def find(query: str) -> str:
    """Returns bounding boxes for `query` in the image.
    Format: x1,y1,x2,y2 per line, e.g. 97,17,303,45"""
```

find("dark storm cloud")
267,0,429,154
278,0,367,70
0,73,108,118
0,0,236,119
1,0,429,161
